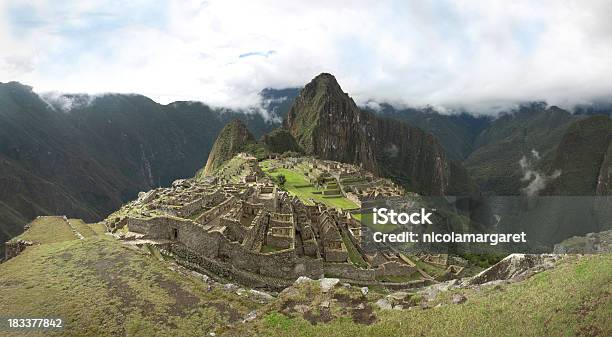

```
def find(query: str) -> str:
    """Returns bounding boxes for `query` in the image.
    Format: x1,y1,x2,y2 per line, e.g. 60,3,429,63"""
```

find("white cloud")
1,0,612,113
519,150,562,196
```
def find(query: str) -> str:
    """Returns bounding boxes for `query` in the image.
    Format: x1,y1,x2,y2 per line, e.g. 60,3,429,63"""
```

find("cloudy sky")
1,0,612,113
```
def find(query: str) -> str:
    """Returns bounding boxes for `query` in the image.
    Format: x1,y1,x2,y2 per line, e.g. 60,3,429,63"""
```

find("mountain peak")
312,72,338,83
284,74,464,195
202,119,257,175
225,118,250,131
303,73,345,97
284,73,360,156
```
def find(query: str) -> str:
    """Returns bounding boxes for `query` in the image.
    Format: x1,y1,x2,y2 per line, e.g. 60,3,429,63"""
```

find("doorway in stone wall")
172,228,178,240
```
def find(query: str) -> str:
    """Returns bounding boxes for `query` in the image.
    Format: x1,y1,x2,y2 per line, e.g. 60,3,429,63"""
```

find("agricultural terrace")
260,159,359,211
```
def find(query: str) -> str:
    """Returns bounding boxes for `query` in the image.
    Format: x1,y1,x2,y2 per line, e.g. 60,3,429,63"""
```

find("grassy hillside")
15,216,76,244
0,221,261,337
1,215,610,336
227,254,612,337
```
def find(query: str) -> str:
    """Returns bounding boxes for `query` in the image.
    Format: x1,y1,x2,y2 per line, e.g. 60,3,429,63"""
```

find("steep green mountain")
368,104,492,160
463,103,584,194
260,128,302,155
263,89,492,162
0,219,262,336
201,119,265,175
0,82,282,256
542,115,612,195
284,73,476,196
199,123,303,178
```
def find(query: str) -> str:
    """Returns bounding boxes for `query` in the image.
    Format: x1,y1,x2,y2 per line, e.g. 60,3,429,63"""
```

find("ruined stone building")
105,172,417,288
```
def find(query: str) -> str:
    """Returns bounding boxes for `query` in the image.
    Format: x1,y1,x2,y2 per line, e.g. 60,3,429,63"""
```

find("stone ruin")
105,169,423,290
4,239,34,261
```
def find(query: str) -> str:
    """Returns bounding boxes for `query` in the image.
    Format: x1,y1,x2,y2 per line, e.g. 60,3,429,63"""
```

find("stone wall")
324,250,348,263
242,201,263,216
127,216,220,258
4,240,33,261
167,243,293,290
175,197,205,217
166,223,418,285
374,261,416,277
322,262,376,281
196,196,237,225
179,222,222,258
127,217,170,237
220,217,246,243
345,192,362,207
266,234,292,249
270,212,292,222
242,210,268,251
219,239,297,278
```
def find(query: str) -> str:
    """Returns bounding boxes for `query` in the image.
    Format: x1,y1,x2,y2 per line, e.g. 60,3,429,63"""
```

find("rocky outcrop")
284,73,471,195
553,230,612,254
203,120,259,175
466,254,562,285
4,239,34,261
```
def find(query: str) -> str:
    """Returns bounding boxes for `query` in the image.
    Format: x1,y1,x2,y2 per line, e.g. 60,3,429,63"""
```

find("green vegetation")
205,155,254,183
260,128,302,155
90,223,108,235
261,245,287,254
340,232,368,268
68,219,97,238
545,115,612,195
460,252,505,269
464,105,583,194
0,221,260,337
202,119,267,176
16,217,78,244
413,259,447,279
357,213,397,233
261,161,358,210
371,107,492,161
225,254,612,337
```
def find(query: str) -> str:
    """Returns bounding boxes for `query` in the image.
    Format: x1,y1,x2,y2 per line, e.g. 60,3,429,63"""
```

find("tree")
315,174,327,188
277,174,286,186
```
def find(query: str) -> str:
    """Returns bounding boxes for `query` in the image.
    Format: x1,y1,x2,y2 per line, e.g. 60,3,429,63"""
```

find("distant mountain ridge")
543,115,612,195
364,103,492,161
0,81,288,255
1,77,610,258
